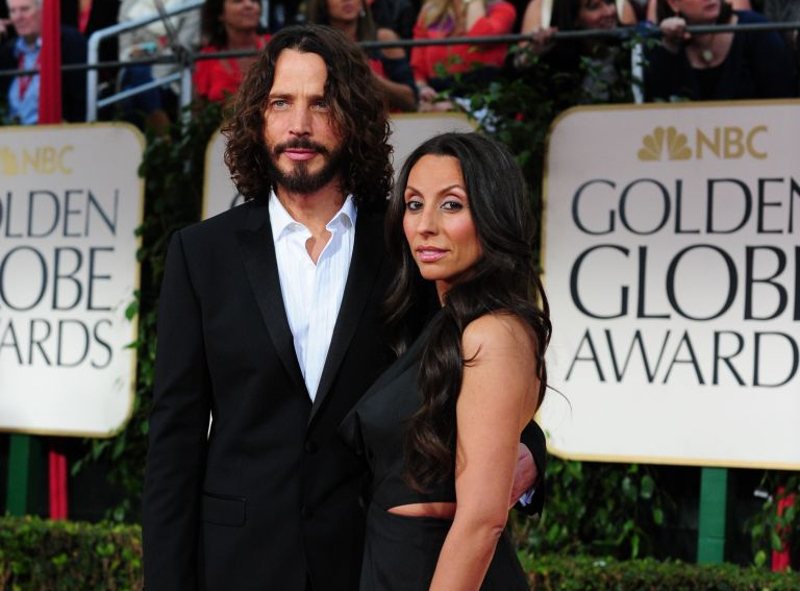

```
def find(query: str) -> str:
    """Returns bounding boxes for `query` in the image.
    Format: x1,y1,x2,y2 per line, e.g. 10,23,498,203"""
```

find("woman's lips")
416,247,447,263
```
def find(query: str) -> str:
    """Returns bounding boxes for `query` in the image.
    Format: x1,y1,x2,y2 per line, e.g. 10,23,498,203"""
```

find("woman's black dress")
339,323,530,591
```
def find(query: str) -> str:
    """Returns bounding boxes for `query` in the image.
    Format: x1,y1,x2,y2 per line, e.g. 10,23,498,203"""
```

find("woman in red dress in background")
194,0,269,104
411,0,516,111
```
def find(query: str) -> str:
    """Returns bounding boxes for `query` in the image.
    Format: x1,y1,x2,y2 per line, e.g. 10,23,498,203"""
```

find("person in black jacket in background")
0,0,87,123
645,0,797,100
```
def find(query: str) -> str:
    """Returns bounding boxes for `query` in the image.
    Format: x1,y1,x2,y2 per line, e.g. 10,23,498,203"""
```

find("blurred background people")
307,0,417,111
194,0,268,103
117,0,201,130
646,0,749,20
411,0,516,111
521,0,638,35
371,0,417,39
0,0,87,124
644,0,797,100
513,0,637,102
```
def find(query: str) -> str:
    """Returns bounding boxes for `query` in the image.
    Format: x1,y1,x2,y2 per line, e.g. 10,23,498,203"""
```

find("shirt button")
301,505,313,519
305,440,318,454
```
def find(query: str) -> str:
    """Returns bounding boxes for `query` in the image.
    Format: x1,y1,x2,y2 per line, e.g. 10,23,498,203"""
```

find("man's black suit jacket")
142,198,546,591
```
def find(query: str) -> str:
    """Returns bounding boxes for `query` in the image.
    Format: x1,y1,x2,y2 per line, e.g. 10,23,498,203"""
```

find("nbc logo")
637,125,768,161
0,145,74,175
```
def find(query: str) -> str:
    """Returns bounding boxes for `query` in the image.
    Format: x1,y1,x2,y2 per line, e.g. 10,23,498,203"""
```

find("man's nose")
289,107,312,136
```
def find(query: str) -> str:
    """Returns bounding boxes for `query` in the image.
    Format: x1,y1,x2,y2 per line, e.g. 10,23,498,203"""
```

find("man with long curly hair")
142,23,544,591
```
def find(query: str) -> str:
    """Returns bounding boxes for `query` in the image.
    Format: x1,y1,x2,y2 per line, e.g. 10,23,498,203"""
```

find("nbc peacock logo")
636,124,768,161
0,145,74,175
637,126,692,161
0,146,21,175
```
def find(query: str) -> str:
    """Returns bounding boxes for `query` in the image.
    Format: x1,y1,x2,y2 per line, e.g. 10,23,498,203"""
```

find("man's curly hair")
223,24,393,212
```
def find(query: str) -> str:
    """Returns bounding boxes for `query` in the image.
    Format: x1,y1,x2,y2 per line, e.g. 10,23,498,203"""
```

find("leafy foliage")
512,460,671,560
0,515,142,591
0,516,800,591
2,515,798,591
748,473,799,568
523,553,800,591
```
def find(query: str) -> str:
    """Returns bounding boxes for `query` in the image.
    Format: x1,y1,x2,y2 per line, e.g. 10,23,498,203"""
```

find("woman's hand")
417,82,437,103
508,443,537,508
660,16,689,53
529,26,557,54
416,81,439,111
514,27,557,68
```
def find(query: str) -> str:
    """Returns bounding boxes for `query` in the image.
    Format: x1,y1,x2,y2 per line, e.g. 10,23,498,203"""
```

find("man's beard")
266,138,346,195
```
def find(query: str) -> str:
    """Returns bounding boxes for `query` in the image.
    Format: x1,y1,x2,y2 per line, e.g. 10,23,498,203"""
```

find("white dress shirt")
269,192,357,400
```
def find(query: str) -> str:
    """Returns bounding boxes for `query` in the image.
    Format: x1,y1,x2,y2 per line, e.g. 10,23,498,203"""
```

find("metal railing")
86,0,204,121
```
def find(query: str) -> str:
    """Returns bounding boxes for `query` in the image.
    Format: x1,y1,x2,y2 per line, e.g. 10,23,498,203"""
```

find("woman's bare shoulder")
462,312,537,362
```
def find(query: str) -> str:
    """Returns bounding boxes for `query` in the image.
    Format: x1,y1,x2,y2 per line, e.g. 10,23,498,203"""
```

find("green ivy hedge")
1,515,798,591
524,554,800,591
0,516,142,591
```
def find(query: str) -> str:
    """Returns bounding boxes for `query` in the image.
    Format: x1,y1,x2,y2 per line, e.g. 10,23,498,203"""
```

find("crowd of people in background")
0,0,798,128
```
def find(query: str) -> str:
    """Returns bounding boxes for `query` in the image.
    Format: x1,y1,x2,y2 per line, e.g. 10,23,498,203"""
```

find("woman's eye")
441,200,464,211
405,200,422,211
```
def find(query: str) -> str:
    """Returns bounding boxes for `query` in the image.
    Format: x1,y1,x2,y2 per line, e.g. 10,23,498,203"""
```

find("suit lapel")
237,202,309,399
309,211,385,424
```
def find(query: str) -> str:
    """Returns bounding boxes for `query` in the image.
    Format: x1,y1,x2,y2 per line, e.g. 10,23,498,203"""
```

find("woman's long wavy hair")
306,0,377,43
223,24,393,211
383,132,552,492
201,0,261,49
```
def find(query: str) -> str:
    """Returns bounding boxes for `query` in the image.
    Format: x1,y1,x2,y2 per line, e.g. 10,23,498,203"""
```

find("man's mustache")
273,139,330,155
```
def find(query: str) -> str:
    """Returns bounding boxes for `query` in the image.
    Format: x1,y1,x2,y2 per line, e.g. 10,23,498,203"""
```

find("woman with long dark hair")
194,0,269,103
341,132,550,590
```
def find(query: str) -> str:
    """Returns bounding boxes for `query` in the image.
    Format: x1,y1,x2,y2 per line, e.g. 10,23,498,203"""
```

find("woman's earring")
360,8,366,16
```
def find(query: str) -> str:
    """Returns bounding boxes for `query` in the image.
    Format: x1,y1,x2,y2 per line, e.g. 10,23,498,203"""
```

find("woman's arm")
429,314,540,591
376,27,418,111
466,1,516,37
411,16,435,95
621,0,637,25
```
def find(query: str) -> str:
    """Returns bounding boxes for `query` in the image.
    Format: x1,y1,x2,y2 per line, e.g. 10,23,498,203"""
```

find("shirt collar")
14,36,41,58
269,190,357,241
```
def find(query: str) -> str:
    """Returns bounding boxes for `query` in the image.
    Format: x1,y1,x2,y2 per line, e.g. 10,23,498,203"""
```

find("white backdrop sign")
540,100,800,468
0,124,144,436
202,113,475,219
